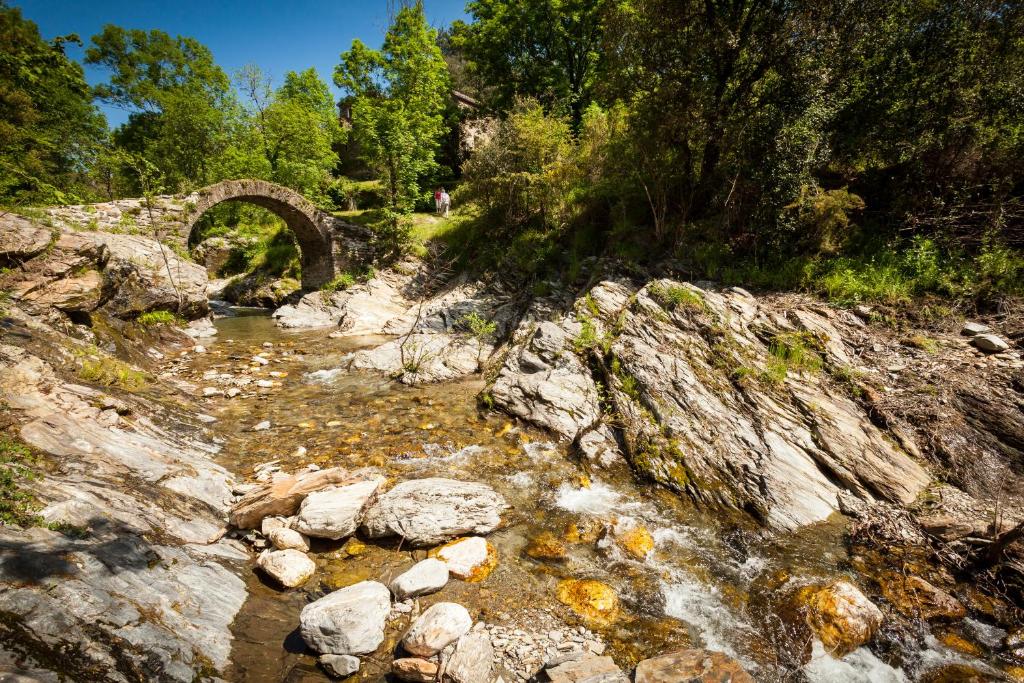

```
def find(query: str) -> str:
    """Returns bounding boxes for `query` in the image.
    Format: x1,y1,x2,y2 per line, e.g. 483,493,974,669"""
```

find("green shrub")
74,346,148,391
767,332,823,377
648,283,706,312
0,435,41,527
137,310,182,327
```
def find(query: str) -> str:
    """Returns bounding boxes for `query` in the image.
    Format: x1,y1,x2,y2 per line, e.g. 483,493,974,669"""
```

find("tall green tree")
86,26,236,192
233,65,343,197
334,0,450,212
0,2,106,204
453,0,607,124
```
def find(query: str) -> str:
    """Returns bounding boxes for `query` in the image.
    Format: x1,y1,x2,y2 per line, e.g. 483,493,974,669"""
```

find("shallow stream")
181,312,1010,682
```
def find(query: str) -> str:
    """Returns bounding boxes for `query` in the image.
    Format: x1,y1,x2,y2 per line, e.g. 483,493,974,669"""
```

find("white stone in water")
252,420,271,431
300,580,391,655
202,387,222,397
361,478,507,546
402,602,473,657
256,549,315,588
294,446,307,458
193,345,207,353
252,355,269,365
434,536,490,580
320,654,359,678
256,379,274,388
226,387,241,397
389,558,449,600
296,477,385,540
268,527,309,552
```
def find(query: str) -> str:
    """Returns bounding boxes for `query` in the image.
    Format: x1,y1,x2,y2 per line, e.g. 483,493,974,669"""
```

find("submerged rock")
389,558,449,599
402,602,473,657
796,580,883,657
256,549,315,588
300,580,391,655
556,579,620,624
361,478,507,546
526,531,568,560
295,477,385,540
634,648,755,682
878,574,966,621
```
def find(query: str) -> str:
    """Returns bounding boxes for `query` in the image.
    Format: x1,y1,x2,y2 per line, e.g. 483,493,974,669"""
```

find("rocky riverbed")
2,213,1024,682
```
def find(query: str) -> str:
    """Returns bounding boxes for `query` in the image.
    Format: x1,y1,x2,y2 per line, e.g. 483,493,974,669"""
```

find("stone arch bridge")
43,179,373,289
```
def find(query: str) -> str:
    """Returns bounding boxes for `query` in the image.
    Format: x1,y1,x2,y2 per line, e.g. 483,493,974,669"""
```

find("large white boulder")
300,580,392,655
361,478,507,546
296,477,385,540
401,602,473,657
389,558,449,600
256,549,315,588
267,527,309,552
446,631,495,683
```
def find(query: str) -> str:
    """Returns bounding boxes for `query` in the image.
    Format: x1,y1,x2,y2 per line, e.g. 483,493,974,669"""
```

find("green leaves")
335,1,449,216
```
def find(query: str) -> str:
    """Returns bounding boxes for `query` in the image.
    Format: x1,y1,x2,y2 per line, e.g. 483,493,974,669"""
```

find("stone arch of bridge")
183,179,334,289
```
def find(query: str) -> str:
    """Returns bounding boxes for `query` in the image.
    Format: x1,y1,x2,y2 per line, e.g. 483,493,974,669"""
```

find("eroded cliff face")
487,279,931,529
0,215,245,681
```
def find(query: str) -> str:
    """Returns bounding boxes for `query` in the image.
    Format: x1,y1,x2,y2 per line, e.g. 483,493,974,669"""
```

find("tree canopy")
334,0,450,212
0,2,106,204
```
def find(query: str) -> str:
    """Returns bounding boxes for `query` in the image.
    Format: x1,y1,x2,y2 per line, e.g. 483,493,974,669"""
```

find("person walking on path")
434,187,442,215
440,188,451,218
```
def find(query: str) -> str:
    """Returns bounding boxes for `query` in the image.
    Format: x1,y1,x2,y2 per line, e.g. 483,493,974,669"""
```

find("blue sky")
15,0,469,127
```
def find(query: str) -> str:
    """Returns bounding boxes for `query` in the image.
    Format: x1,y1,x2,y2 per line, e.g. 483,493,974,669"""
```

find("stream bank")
2,213,1023,681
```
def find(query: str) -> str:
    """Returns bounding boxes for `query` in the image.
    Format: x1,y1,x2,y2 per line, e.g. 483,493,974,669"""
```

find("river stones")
555,579,620,624
300,580,391,655
267,527,309,551
320,653,360,678
878,574,966,621
446,631,495,683
389,558,449,599
256,549,315,588
546,655,628,683
229,466,365,529
391,657,439,682
634,648,755,682
430,536,498,581
295,477,385,540
361,478,507,546
401,602,472,657
796,580,883,657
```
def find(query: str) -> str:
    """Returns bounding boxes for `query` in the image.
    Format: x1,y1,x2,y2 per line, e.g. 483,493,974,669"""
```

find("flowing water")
182,312,1011,682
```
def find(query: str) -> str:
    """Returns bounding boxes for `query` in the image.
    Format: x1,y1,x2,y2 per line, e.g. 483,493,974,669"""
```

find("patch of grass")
73,345,148,391
320,266,376,300
829,364,866,398
573,318,599,354
767,331,823,379
0,434,42,527
648,282,707,312
905,334,940,353
136,310,183,327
